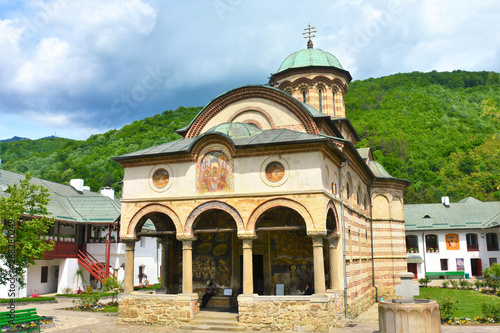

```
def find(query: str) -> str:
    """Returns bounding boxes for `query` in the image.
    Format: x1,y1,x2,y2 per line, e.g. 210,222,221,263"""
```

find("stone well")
378,299,441,332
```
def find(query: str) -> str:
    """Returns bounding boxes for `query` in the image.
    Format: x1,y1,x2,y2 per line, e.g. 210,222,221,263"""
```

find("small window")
318,89,323,112
302,90,307,103
346,182,350,199
406,235,419,253
486,233,499,251
357,188,361,206
440,259,448,271
489,258,497,266
466,233,478,251
41,266,48,283
332,91,336,117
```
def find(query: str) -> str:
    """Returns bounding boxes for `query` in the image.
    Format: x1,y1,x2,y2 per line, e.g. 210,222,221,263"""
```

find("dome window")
319,89,323,112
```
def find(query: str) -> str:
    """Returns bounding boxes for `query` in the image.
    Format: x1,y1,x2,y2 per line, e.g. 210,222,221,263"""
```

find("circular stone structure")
378,299,441,333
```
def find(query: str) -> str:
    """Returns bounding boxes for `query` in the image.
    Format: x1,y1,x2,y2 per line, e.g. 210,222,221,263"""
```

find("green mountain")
0,71,498,203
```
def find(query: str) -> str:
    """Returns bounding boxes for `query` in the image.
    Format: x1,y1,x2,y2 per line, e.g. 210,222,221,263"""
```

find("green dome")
277,48,343,73
206,122,262,138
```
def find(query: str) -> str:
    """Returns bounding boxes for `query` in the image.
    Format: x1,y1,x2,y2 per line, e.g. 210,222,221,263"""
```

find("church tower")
269,25,352,120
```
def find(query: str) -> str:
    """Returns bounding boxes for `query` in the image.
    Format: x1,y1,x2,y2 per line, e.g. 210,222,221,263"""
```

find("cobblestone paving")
6,298,500,332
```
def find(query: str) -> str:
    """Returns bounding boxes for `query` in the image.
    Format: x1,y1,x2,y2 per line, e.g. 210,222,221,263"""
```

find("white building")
404,197,500,279
0,169,160,298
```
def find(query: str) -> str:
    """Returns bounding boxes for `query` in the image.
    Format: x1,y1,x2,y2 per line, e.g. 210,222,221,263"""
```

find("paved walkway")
6,298,500,332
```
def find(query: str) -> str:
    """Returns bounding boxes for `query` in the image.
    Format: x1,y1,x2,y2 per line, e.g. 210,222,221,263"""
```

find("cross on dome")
303,24,317,49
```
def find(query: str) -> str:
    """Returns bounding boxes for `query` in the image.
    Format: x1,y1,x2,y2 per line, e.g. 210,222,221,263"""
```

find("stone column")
179,236,196,294
123,239,136,293
159,238,171,290
312,235,326,294
328,235,341,290
242,239,254,295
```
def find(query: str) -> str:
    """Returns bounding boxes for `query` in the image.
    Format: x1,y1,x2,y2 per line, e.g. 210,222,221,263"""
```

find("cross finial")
303,24,317,49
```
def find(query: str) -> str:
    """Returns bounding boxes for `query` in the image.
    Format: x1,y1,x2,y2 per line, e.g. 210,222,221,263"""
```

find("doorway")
470,258,482,276
407,263,417,278
240,255,264,295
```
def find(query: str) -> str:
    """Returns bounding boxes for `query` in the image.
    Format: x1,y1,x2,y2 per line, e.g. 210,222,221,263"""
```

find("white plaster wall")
56,258,79,293
123,152,326,200
26,259,60,295
406,229,500,279
0,262,27,298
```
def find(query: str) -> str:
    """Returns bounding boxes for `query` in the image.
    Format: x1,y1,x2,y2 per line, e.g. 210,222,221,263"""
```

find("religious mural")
270,230,313,295
265,162,285,182
192,211,234,288
152,168,169,188
198,150,233,194
446,233,460,250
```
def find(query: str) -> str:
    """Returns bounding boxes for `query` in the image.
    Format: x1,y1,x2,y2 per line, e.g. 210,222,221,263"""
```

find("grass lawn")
0,296,56,303
416,287,500,318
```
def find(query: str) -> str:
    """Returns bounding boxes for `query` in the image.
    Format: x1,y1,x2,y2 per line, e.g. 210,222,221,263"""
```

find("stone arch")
372,194,390,220
326,200,339,235
184,201,244,236
246,198,315,234
227,106,276,129
127,203,182,236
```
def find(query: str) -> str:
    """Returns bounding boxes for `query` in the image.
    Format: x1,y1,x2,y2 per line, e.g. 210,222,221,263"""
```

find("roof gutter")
339,159,349,319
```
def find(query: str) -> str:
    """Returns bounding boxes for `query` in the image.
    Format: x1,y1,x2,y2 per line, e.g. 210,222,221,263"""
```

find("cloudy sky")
0,0,499,141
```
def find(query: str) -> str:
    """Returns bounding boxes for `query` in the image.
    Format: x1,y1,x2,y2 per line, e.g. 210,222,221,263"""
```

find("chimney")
70,179,84,192
441,196,450,208
83,186,90,191
100,186,115,200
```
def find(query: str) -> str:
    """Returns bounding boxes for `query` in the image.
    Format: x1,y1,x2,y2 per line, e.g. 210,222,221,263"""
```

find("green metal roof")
0,169,120,224
206,122,263,138
405,197,500,231
277,48,344,73
114,124,340,161
367,160,394,178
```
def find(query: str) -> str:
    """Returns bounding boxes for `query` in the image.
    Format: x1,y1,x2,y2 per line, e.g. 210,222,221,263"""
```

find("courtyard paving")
6,297,500,332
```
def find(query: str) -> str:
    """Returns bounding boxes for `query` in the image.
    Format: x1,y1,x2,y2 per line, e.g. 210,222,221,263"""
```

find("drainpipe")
367,180,378,302
422,232,426,276
339,160,348,319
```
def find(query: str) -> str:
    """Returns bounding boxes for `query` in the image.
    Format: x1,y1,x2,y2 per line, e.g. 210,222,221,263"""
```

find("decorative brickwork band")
184,200,244,236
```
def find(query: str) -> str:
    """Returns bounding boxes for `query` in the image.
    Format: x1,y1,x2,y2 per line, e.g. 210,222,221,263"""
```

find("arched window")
332,90,336,117
406,235,419,252
466,233,478,251
302,90,307,103
425,234,439,252
486,233,499,251
346,182,350,199
318,89,323,112
356,186,361,206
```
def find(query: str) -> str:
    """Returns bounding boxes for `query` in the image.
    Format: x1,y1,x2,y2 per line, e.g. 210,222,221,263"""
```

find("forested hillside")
0,71,498,203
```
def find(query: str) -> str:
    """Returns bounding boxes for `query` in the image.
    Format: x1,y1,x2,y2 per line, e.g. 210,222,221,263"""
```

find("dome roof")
205,122,262,138
277,48,344,73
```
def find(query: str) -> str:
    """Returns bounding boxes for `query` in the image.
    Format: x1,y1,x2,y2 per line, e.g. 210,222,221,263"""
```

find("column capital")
307,230,327,238
121,237,138,243
177,234,197,242
238,232,257,240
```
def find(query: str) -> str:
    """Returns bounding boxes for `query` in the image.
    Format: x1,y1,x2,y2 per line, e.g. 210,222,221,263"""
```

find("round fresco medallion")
152,168,169,188
213,244,227,256
199,233,213,242
215,232,230,242
265,162,285,182
198,242,213,254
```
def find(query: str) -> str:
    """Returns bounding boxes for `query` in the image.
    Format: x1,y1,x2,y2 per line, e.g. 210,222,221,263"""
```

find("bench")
425,271,465,279
0,308,43,332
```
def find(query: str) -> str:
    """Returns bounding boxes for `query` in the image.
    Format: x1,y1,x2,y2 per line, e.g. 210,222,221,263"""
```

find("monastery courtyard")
10,298,499,333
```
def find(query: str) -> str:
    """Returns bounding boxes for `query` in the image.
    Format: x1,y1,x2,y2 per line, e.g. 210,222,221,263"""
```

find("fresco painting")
199,150,232,194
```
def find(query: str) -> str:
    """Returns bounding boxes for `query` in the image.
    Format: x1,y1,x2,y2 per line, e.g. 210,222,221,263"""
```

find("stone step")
190,319,239,326
179,324,245,332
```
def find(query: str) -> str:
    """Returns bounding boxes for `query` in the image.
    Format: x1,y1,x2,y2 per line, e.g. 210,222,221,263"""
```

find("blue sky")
0,0,499,141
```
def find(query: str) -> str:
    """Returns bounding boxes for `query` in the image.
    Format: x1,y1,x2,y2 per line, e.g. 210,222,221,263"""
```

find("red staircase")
77,250,111,283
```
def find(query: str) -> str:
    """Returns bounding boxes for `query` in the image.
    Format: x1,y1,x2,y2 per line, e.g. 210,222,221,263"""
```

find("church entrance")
191,209,238,309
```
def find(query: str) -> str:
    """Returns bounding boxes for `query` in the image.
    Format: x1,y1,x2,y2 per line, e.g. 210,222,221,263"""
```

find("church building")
114,30,409,331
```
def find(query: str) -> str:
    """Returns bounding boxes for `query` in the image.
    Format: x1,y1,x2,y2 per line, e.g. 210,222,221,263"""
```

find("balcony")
43,239,78,259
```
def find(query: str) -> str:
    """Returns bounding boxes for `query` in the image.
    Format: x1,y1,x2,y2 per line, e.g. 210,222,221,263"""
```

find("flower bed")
64,301,118,312
445,317,496,325
1,316,54,332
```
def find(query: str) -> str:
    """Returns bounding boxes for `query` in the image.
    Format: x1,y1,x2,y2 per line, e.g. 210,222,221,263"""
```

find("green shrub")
442,280,450,288
78,290,100,307
450,280,459,289
474,280,484,289
481,302,500,322
439,296,458,320
459,279,471,289
418,278,431,287
103,276,124,293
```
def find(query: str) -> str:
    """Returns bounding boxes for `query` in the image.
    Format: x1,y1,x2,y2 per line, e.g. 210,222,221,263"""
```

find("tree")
0,173,55,288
